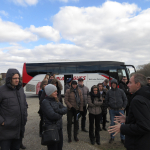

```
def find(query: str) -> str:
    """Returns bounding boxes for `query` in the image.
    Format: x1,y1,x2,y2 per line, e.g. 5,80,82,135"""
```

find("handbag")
41,123,60,145
41,103,60,145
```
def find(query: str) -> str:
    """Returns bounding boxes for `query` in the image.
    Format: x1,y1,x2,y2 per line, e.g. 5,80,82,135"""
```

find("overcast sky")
0,0,150,74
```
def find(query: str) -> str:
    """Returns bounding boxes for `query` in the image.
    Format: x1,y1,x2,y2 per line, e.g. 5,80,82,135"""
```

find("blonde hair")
44,74,49,80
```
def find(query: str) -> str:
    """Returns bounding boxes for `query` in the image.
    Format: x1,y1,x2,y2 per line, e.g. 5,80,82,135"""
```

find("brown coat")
87,95,103,115
64,87,83,111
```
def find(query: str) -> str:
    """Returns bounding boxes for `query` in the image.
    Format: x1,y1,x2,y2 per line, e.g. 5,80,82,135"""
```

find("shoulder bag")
41,102,60,145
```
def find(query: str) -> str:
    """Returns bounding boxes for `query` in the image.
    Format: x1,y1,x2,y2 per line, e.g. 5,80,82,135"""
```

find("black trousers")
47,129,63,150
39,114,44,134
125,105,129,116
89,113,101,142
67,109,78,139
101,113,106,128
81,106,87,129
0,138,22,150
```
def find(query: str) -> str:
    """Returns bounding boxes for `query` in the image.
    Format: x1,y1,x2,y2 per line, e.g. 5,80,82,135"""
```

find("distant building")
0,73,6,86
1,73,6,79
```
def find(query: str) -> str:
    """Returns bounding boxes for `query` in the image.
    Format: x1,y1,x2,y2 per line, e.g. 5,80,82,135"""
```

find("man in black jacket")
108,73,150,150
0,69,28,150
119,76,128,92
147,76,150,86
119,76,131,116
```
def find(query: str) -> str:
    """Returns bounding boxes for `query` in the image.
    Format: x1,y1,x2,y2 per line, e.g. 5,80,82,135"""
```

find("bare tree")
136,63,150,77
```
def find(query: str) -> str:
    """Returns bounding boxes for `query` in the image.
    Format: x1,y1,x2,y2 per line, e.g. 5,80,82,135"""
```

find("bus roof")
25,61,125,65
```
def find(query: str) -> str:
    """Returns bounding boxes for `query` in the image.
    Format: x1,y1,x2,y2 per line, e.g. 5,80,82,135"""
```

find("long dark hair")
89,85,100,103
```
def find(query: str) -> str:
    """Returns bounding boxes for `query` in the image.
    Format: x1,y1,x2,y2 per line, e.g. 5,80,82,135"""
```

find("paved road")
23,95,125,150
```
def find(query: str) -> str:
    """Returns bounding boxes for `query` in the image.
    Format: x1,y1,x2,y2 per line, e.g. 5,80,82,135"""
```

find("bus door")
109,69,127,83
117,65,136,85
122,65,136,84
64,74,73,94
64,75,73,85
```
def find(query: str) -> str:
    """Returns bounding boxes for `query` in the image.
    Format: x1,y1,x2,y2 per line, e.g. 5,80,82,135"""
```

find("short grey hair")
131,73,147,87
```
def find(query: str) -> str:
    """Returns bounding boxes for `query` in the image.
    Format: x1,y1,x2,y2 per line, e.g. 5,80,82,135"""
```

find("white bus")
22,61,135,95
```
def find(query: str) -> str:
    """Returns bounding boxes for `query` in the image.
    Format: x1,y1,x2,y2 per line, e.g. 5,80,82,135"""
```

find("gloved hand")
71,107,76,112
79,111,83,115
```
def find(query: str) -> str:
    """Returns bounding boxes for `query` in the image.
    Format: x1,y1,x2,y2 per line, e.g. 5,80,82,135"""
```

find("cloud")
0,10,9,17
29,25,61,42
0,18,37,43
52,1,150,64
53,1,144,50
1,1,150,74
0,42,150,74
10,0,38,6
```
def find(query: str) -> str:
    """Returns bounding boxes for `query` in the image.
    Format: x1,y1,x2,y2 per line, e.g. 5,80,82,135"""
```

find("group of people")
37,74,111,148
64,78,109,145
0,69,150,150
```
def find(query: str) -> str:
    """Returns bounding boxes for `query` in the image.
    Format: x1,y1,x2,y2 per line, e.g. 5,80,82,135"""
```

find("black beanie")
72,80,77,85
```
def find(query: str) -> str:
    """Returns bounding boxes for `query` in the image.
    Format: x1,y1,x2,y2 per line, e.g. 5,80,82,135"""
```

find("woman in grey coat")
88,85,103,145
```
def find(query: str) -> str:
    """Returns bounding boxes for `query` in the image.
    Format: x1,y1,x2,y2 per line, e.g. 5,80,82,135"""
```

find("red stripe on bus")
22,63,33,87
101,75,112,80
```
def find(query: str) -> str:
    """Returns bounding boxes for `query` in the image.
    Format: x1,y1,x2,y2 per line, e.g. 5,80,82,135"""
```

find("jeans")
47,129,63,150
0,138,22,150
109,109,125,140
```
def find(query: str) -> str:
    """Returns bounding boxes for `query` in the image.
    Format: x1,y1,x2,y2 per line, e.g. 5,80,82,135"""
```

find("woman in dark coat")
41,84,67,150
38,80,48,137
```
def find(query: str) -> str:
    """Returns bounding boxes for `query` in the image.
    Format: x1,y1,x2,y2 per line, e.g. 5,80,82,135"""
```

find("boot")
20,144,26,149
74,137,79,142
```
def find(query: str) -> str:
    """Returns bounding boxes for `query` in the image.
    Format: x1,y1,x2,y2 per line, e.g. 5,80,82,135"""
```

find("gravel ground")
23,95,126,150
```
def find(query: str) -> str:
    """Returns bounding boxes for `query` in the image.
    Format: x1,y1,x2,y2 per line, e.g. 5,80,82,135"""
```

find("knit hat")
72,80,77,85
78,78,83,81
111,79,118,85
45,84,57,96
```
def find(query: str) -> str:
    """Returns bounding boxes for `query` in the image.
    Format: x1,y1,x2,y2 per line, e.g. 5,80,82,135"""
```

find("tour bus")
22,61,136,95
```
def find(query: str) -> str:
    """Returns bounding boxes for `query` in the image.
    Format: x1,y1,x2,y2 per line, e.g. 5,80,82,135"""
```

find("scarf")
90,91,100,103
73,89,80,106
